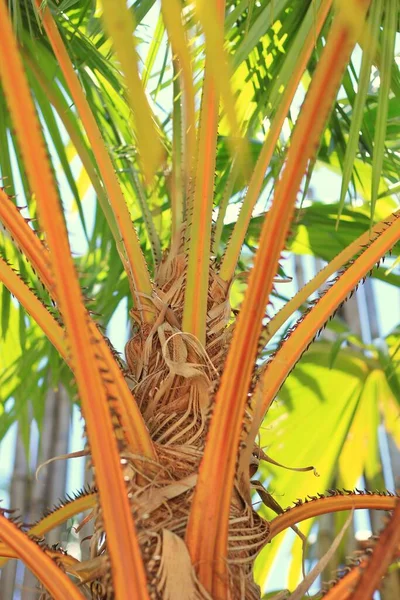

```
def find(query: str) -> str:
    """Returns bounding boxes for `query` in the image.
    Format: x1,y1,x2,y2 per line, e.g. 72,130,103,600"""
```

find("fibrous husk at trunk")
72,241,270,599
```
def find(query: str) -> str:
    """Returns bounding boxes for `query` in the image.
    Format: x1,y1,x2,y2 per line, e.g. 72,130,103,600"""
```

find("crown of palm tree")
0,1,399,598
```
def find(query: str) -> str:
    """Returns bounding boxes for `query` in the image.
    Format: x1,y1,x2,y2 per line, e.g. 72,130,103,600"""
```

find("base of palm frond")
73,249,270,598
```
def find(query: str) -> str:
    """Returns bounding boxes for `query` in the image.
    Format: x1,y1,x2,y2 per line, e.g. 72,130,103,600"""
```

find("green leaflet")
338,0,383,220
231,0,291,70
254,344,396,591
370,0,397,223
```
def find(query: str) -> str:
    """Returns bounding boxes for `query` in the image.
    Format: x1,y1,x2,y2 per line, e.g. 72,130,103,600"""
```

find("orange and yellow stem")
0,6,150,598
219,0,334,281
257,212,400,422
194,0,242,147
186,3,370,596
350,500,400,600
0,491,96,569
322,558,370,600
0,256,67,359
269,492,398,540
170,59,185,237
161,0,196,198
34,0,153,319
0,189,53,291
0,191,155,459
22,51,122,252
323,544,400,600
261,210,400,348
0,513,84,600
182,0,226,346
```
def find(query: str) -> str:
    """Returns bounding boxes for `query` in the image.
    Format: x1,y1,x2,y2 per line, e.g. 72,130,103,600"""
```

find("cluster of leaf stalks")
0,0,399,599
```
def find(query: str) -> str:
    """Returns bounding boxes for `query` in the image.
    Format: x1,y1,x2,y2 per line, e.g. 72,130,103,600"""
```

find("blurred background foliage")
0,0,400,595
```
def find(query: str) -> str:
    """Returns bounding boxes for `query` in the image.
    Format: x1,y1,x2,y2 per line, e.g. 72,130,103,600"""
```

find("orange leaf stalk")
322,559,370,600
161,0,196,196
182,0,226,346
186,2,371,596
194,0,243,152
323,543,400,600
0,6,149,598
0,191,155,459
0,188,53,291
0,256,67,358
0,513,84,600
22,51,121,248
257,212,400,422
260,209,400,348
268,492,398,540
170,58,185,237
350,500,400,600
33,0,154,321
0,492,96,569
219,0,334,281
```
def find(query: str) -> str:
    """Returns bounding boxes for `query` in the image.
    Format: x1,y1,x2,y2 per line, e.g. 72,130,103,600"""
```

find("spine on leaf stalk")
186,2,371,597
268,489,399,541
0,189,155,459
321,500,400,600
254,212,400,428
0,6,150,598
33,0,154,320
0,488,96,569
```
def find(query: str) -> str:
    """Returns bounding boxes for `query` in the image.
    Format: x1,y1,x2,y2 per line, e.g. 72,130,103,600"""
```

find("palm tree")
0,0,399,598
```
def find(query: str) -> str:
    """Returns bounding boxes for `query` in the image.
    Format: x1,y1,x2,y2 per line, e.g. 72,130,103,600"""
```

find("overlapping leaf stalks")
1,1,400,599
123,235,268,599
